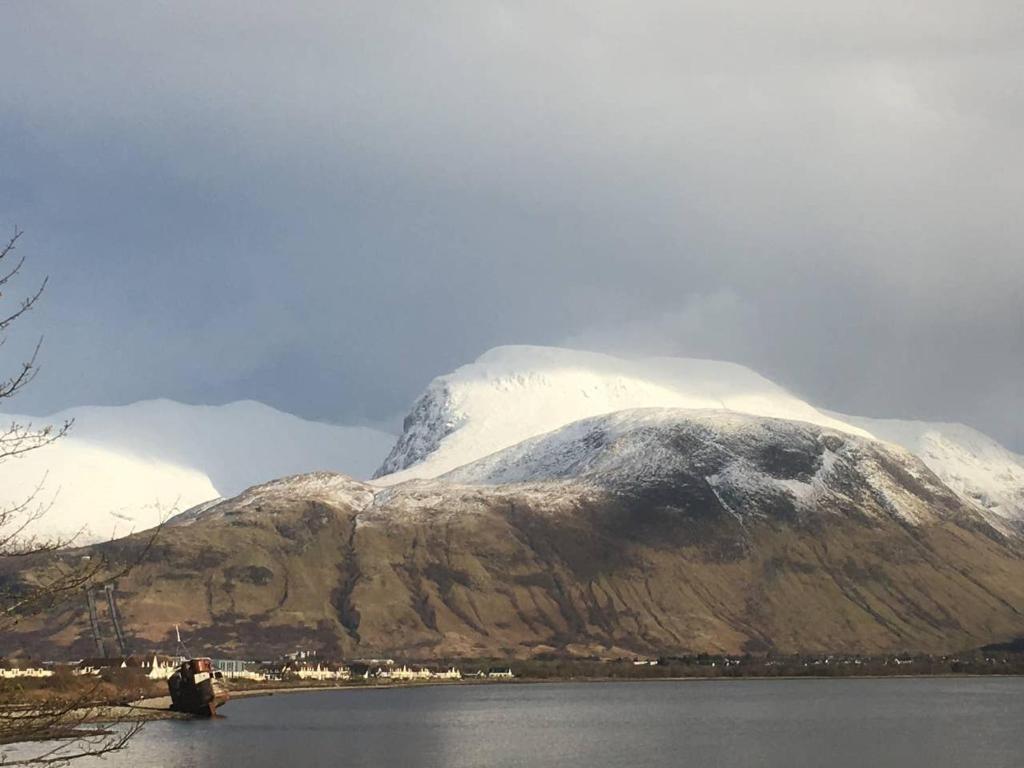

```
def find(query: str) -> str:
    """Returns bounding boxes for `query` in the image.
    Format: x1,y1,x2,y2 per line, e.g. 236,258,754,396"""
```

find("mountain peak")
374,345,870,483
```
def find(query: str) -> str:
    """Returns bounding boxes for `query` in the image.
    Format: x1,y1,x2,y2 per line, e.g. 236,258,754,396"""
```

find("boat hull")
168,661,230,716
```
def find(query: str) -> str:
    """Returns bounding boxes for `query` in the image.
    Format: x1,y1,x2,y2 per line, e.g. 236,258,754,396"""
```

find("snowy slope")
0,437,218,543
373,346,872,484
170,471,376,528
0,400,395,542
440,407,965,527
827,412,1024,523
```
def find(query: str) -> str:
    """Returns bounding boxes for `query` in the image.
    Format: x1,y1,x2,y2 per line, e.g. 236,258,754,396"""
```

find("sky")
1,2,1022,450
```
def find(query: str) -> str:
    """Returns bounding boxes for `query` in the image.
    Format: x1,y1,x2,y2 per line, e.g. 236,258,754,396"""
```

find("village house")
213,659,266,681
287,661,351,681
259,662,285,681
391,665,432,681
74,657,133,676
487,667,515,679
0,659,54,679
349,659,395,680
75,655,179,677
144,654,179,680
431,667,462,680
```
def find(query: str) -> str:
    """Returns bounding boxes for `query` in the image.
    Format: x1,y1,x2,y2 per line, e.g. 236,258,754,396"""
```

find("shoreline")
6,672,1022,745
129,670,1024,714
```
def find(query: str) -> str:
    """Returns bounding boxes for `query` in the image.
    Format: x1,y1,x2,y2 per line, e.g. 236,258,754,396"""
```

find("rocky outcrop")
373,384,462,478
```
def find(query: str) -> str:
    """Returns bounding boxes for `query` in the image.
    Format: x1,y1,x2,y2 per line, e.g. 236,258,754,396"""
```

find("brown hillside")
4,412,1024,659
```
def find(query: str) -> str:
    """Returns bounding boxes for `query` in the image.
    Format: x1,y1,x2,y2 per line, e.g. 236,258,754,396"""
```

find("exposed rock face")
6,413,1024,660
373,384,462,478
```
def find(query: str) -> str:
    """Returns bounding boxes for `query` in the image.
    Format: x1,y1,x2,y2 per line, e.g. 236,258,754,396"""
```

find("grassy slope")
6,483,1024,660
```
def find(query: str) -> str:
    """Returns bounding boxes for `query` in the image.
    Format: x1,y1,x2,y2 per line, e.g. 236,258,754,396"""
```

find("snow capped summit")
373,345,871,484
0,400,395,542
373,345,1024,524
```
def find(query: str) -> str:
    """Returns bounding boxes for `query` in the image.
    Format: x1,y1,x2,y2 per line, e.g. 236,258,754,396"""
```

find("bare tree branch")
0,229,156,762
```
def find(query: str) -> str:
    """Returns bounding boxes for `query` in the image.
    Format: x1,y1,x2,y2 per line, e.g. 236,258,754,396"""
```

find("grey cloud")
0,1,1021,449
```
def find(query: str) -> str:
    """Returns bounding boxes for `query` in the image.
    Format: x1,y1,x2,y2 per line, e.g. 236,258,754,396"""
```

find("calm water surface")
9,678,1024,767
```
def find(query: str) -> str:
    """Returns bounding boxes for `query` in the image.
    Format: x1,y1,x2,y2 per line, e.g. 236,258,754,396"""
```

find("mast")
175,624,192,660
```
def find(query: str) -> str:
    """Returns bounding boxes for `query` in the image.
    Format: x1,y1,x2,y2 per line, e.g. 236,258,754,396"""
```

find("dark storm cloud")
1,2,1021,448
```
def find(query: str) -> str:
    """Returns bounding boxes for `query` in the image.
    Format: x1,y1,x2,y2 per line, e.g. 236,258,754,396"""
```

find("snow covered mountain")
15,409,1024,659
373,346,872,483
374,346,1024,524
826,412,1024,525
0,400,395,542
441,408,967,527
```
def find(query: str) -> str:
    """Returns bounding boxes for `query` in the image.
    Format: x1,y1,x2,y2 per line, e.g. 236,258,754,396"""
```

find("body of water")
7,677,1024,767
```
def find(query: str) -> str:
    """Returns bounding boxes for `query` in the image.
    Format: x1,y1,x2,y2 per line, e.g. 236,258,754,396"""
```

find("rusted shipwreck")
168,658,229,716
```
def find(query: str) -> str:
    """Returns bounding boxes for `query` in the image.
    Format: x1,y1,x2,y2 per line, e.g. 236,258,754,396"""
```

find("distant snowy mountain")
373,346,871,484
0,400,395,542
374,345,1024,524
0,437,218,543
827,412,1024,524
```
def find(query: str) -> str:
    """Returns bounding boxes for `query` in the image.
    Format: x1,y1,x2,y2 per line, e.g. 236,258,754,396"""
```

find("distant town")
0,650,513,684
4,648,1024,687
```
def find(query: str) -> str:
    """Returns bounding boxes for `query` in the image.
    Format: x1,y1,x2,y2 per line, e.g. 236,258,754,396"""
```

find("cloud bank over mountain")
1,2,1021,449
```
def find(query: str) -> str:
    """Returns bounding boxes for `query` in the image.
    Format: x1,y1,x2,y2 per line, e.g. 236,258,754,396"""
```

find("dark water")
10,678,1024,767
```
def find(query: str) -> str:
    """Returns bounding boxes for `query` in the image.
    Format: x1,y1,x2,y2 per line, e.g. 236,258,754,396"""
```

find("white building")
0,663,53,679
431,667,462,680
391,665,432,681
292,662,351,681
144,654,179,680
213,659,266,681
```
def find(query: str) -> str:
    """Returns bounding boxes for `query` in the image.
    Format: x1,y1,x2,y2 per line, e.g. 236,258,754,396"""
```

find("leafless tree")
0,229,150,765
